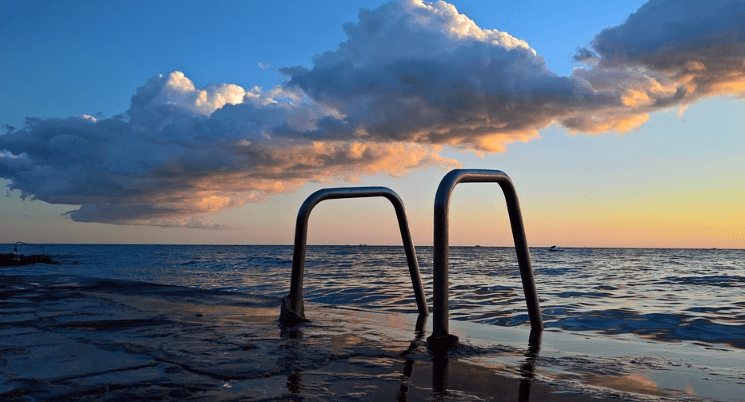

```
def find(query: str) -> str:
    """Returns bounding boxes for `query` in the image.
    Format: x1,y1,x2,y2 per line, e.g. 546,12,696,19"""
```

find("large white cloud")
2,0,743,226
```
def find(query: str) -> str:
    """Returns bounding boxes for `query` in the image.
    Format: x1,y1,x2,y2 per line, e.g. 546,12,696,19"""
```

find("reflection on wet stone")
397,359,414,401
279,323,303,340
397,314,427,401
431,354,450,400
518,330,543,402
287,371,302,394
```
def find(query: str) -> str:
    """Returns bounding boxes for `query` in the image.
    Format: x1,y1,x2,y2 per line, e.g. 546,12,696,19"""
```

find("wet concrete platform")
0,273,730,401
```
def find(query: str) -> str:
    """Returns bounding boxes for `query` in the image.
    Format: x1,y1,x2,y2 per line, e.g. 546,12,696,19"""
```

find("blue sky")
2,0,743,247
3,0,646,126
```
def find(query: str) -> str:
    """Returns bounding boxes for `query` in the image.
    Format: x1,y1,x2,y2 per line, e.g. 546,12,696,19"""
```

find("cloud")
2,0,743,227
280,0,617,151
571,0,745,128
0,72,456,226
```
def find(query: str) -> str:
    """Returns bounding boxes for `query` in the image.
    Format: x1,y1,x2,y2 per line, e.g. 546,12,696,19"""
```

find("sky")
1,0,744,248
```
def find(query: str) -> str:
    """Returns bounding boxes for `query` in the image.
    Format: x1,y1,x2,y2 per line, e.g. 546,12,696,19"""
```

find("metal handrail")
428,169,543,350
280,187,429,323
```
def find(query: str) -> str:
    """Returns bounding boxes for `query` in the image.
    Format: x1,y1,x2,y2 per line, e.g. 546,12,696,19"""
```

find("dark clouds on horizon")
2,0,744,227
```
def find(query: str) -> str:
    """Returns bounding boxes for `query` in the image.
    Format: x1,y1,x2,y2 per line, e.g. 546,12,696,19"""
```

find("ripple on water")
13,245,745,351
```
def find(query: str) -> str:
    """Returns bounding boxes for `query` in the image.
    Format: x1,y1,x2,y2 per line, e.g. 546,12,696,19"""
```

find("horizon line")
3,243,741,251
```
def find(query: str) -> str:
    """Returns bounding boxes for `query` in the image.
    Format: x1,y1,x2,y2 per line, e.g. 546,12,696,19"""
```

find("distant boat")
474,245,482,248
548,245,563,252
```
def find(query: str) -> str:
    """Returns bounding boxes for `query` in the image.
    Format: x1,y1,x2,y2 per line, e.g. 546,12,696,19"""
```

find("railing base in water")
426,333,460,351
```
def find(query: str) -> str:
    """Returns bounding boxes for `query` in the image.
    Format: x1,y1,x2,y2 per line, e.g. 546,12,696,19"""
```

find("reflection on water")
278,313,546,401
518,330,542,402
423,326,547,401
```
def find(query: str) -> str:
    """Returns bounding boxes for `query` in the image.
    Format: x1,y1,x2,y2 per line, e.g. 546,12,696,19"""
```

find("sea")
3,244,745,400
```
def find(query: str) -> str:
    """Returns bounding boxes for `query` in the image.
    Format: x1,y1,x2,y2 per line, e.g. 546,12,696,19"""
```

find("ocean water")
4,244,745,400
12,244,745,349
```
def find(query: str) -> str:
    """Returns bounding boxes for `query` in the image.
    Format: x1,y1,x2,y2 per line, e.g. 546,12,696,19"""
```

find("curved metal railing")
428,169,543,350
280,187,429,323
